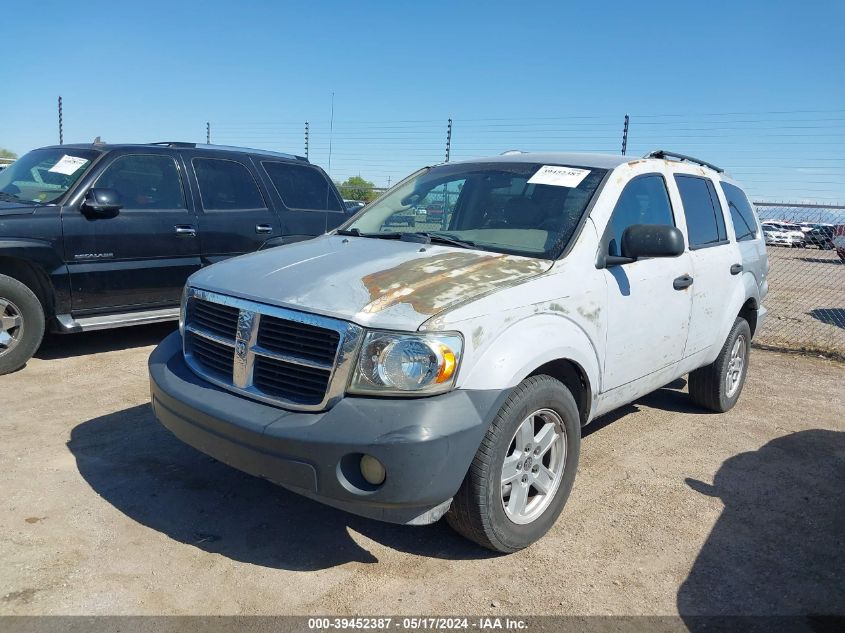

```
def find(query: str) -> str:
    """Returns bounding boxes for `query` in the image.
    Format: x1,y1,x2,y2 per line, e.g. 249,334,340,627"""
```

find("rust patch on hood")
361,251,548,315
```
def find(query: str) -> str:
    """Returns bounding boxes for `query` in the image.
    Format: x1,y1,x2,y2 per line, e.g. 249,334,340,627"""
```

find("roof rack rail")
644,150,723,173
150,142,197,148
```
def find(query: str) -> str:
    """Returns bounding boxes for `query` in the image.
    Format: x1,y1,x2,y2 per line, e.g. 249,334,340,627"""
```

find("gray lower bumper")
148,331,507,525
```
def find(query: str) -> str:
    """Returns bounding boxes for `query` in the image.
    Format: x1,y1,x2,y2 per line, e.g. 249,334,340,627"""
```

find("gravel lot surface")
1,324,843,616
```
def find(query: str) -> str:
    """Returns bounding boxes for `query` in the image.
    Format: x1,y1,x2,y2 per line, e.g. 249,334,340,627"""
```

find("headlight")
178,285,189,336
348,331,463,396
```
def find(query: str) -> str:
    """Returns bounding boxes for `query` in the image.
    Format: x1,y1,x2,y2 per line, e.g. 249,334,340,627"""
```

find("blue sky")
2,0,843,202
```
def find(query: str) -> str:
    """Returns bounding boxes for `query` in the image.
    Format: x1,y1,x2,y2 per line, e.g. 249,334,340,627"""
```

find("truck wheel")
0,273,45,375
446,375,580,553
688,317,751,413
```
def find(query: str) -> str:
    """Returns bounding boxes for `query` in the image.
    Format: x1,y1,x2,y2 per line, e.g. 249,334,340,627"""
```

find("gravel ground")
1,324,843,617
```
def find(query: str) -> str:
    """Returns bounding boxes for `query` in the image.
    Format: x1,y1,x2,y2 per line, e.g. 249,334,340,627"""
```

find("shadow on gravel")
36,322,176,361
798,257,844,265
68,404,497,570
584,377,711,437
809,308,845,330
678,430,845,624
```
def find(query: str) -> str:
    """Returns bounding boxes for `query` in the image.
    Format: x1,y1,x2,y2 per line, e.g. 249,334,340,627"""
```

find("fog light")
360,454,386,486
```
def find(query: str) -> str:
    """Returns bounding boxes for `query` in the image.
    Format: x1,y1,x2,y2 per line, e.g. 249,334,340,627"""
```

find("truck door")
601,174,694,390
182,152,281,264
673,175,742,356
255,158,347,243
62,150,201,312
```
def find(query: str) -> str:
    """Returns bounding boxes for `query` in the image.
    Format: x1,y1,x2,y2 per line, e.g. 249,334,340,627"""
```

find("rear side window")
675,175,728,248
607,175,675,257
96,154,185,210
262,161,343,211
193,158,265,210
721,181,758,242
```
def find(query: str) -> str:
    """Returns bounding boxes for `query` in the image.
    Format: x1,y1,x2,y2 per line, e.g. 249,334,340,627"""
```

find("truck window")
261,161,343,211
720,182,758,242
193,158,266,211
96,154,186,210
607,175,675,257
675,175,728,248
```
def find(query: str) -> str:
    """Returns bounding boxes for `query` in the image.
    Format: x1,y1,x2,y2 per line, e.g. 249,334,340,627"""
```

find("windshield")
0,148,100,204
341,161,607,258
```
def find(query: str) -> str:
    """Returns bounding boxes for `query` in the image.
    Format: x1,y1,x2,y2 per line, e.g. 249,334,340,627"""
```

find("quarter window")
675,175,728,248
607,175,675,257
721,181,758,242
96,154,185,210
193,158,265,210
262,161,343,211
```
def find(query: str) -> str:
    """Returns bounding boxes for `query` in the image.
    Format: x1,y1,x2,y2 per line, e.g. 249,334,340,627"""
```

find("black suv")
0,142,349,374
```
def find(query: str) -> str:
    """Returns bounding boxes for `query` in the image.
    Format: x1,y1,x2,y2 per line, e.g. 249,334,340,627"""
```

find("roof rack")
644,150,723,173
150,142,197,148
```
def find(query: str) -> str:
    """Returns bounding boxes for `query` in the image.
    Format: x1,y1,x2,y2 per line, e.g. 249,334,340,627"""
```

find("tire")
0,273,46,375
446,375,581,553
688,317,751,413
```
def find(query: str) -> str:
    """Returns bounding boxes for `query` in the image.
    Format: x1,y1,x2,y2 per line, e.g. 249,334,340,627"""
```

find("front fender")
459,313,601,402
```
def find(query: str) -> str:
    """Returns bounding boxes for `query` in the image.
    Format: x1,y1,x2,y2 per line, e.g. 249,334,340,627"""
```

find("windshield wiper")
336,229,402,240
411,232,477,249
0,191,34,205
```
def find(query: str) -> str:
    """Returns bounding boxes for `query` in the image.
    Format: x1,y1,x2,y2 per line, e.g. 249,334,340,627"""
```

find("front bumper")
149,331,507,525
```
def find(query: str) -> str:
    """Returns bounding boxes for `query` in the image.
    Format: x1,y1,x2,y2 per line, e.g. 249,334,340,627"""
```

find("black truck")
0,142,349,374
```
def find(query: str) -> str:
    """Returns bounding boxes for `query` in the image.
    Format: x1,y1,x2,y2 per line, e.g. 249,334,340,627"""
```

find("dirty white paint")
188,154,768,425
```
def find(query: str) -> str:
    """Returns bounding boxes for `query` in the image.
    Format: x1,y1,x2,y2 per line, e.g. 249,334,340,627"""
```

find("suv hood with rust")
188,234,551,330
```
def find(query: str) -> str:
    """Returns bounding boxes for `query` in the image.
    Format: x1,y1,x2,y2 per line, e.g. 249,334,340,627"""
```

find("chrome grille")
182,288,363,412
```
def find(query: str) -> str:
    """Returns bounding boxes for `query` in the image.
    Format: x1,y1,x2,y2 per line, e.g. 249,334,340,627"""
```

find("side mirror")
621,224,685,259
81,188,122,217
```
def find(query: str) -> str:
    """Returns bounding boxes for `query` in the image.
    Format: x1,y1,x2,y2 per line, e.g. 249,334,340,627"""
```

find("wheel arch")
527,358,592,426
0,256,54,316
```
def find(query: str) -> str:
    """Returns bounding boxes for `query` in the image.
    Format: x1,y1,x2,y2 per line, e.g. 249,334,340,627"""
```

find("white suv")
149,150,769,552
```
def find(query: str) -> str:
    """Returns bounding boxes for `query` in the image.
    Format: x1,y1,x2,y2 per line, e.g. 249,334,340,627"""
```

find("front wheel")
688,317,751,412
446,375,581,553
0,273,46,375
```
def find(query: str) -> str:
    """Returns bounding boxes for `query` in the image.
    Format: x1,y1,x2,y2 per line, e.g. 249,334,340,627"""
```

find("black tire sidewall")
484,377,581,551
717,318,752,411
0,274,45,374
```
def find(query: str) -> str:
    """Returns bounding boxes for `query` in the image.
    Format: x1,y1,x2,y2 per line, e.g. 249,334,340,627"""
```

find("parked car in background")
344,199,366,213
802,224,835,250
762,221,805,247
0,142,347,374
149,150,768,552
834,225,845,261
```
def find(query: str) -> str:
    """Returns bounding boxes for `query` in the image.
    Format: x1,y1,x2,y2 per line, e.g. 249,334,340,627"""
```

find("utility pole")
621,114,629,156
304,121,309,159
387,176,391,187
445,118,452,162
58,96,63,145
328,91,335,175
206,121,211,144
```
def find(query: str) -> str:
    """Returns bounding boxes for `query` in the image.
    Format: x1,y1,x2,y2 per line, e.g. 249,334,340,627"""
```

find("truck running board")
55,307,180,333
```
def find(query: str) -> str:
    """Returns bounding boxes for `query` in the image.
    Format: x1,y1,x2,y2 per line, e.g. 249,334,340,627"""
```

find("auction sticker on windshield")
527,165,591,188
48,155,89,176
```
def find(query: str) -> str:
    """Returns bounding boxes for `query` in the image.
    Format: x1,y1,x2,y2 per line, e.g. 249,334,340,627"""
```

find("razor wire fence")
208,110,845,358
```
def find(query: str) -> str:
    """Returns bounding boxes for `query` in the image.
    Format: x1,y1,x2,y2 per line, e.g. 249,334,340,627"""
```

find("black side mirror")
621,224,685,259
81,188,122,217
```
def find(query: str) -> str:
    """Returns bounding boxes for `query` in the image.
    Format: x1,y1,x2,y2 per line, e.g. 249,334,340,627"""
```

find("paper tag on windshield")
48,155,89,176
527,165,591,188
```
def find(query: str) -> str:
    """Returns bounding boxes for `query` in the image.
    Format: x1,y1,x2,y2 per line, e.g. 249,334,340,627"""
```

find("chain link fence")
753,203,845,358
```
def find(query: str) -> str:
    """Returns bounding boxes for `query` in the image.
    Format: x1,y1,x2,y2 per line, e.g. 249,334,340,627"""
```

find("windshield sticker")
527,165,591,188
48,155,89,176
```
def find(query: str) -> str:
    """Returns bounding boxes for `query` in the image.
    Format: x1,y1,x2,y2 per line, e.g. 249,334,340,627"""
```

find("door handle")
255,224,273,234
730,263,743,275
673,274,694,290
174,225,196,237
